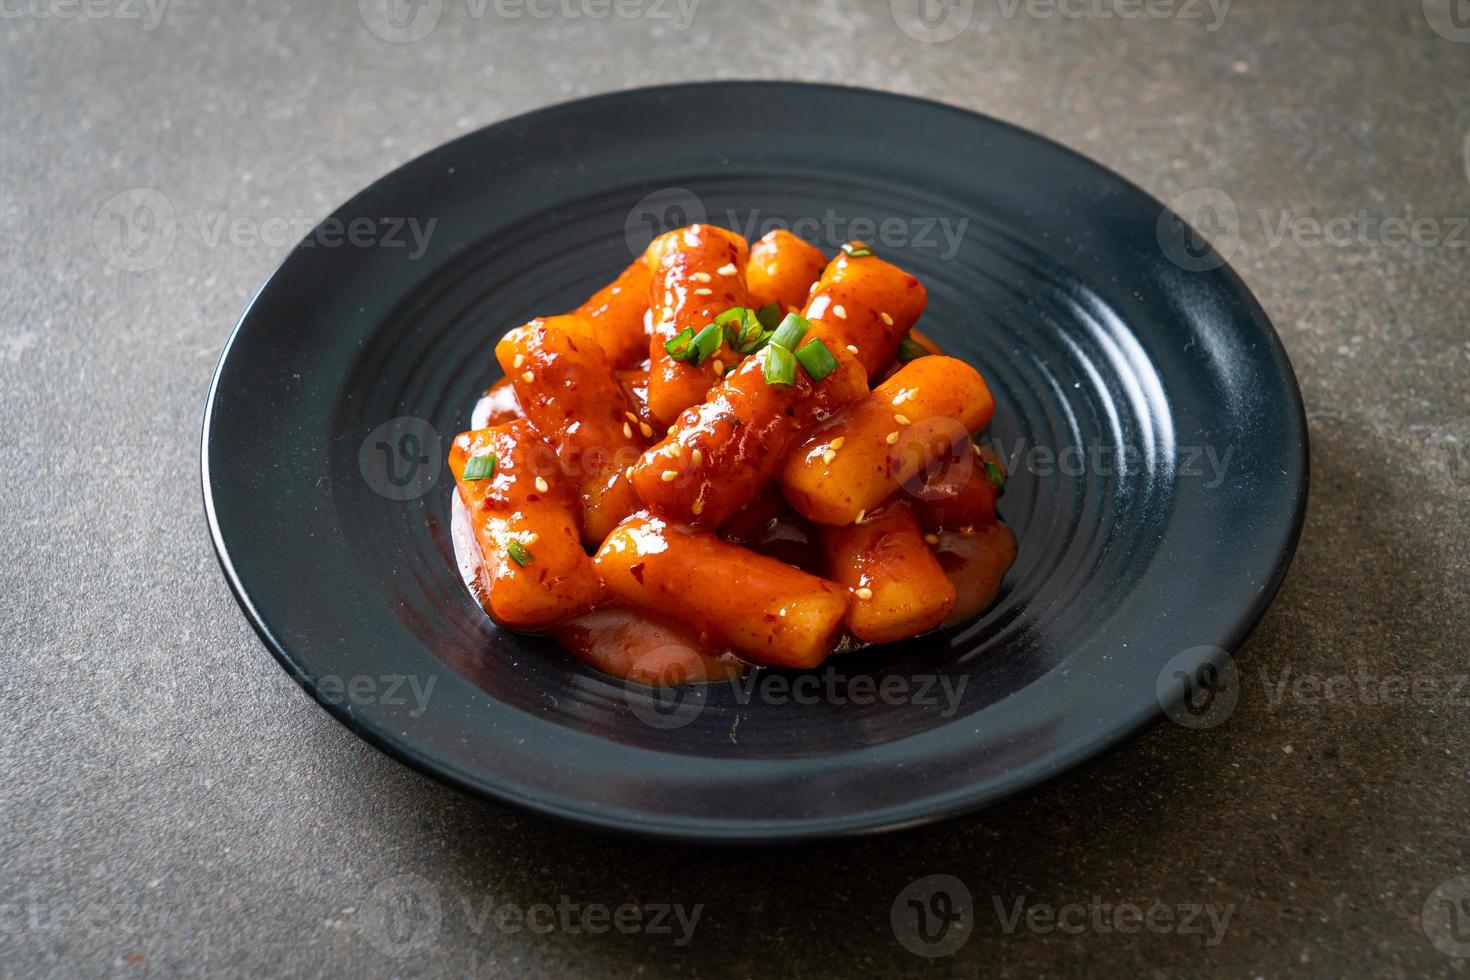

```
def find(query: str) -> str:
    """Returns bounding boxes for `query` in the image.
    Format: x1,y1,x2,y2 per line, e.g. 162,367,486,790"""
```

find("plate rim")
201,80,1310,844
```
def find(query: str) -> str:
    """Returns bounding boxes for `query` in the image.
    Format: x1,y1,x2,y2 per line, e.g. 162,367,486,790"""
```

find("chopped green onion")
841,243,875,258
755,302,783,330
687,323,723,365
763,344,798,387
983,461,1007,495
506,540,533,566
462,453,497,481
716,307,768,355
663,326,695,359
897,334,930,361
769,312,811,351
794,338,838,381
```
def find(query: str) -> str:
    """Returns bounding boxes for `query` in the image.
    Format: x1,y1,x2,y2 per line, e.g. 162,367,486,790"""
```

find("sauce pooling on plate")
447,226,1016,685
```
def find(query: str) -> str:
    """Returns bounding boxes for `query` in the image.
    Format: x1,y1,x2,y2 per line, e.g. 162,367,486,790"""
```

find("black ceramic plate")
203,82,1307,843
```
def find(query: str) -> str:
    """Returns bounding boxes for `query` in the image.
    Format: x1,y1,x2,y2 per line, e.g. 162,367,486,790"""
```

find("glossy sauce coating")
629,339,867,528
820,502,957,644
594,513,850,669
472,376,522,429
551,608,745,685
573,257,652,370
450,421,603,630
801,242,928,378
781,355,995,525
496,315,646,544
719,486,823,574
746,229,828,315
645,225,750,424
936,523,1017,625
912,456,1000,531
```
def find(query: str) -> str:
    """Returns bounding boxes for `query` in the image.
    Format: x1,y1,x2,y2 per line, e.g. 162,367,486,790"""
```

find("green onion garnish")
663,326,695,359
769,312,810,352
983,461,1007,495
506,541,533,566
897,334,930,361
462,453,497,481
763,344,798,387
841,243,875,258
794,338,838,381
755,302,783,330
687,323,723,365
716,307,765,355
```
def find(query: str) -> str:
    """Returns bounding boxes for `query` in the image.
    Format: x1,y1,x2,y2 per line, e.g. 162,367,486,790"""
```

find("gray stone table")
4,1,1468,976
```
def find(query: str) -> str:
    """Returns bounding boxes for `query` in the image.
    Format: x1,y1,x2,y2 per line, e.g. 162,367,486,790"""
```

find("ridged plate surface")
203,83,1307,842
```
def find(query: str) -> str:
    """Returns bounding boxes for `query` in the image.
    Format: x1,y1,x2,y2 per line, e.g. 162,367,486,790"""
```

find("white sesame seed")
513,354,525,368
661,470,678,482
822,450,836,465
692,271,712,283
534,476,549,493
522,371,534,384
625,411,638,422
855,587,874,600
623,422,633,439
833,304,847,319
893,391,910,406
830,437,846,450
625,466,634,480
886,431,900,445
924,533,939,546
711,359,724,375
845,344,859,355
693,287,713,296
973,443,983,457
526,532,541,544
880,312,894,326
639,422,654,438
894,413,912,426
854,509,866,524
717,263,737,276
691,449,703,466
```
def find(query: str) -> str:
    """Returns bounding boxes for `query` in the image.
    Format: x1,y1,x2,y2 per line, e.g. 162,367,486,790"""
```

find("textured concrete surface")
3,1,1468,976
